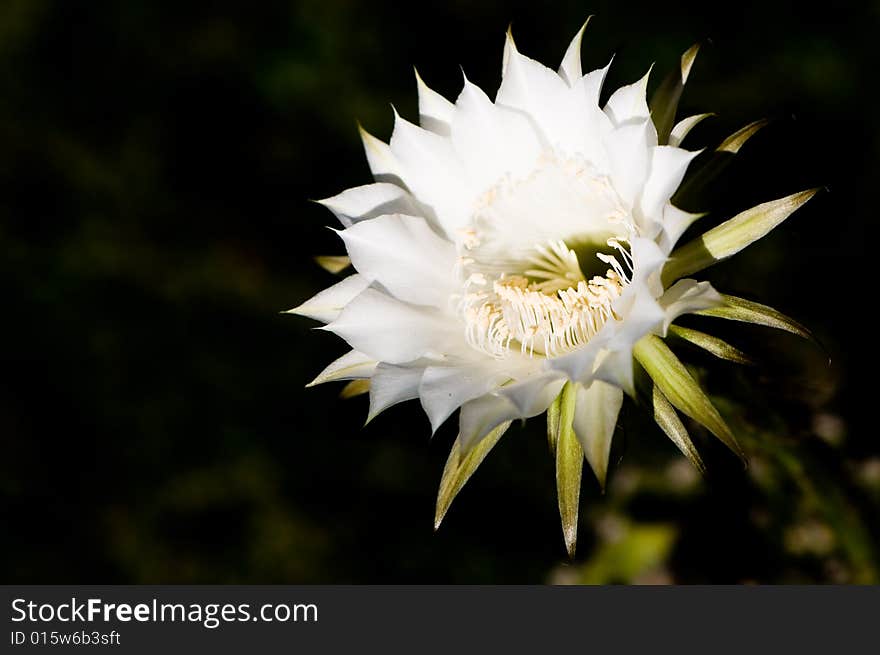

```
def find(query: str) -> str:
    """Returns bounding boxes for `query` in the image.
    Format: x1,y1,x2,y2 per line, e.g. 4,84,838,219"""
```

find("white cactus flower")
290,20,816,555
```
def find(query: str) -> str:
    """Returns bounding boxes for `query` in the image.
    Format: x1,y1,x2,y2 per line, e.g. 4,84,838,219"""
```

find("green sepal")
434,421,510,530
669,112,714,147
633,335,745,461
552,382,582,558
668,325,754,365
652,384,706,474
547,393,561,455
339,379,370,398
314,255,351,274
662,188,818,285
696,294,812,341
649,43,700,145
672,119,768,210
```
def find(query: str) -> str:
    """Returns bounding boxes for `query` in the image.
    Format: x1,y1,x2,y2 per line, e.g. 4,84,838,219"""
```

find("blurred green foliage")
0,0,877,583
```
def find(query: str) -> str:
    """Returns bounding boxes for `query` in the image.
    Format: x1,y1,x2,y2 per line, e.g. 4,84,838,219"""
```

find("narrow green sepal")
547,393,561,455
662,188,818,285
633,335,745,462
339,379,370,398
717,119,769,153
552,382,582,558
668,325,754,365
696,294,813,341
672,119,768,210
652,385,706,474
315,255,351,274
434,422,510,530
650,43,700,145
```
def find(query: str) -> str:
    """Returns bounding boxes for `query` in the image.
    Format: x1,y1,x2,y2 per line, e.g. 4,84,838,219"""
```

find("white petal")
589,237,669,393
318,183,422,227
669,113,713,148
580,58,612,107
451,77,543,189
419,363,509,433
659,279,723,333
628,235,668,298
546,328,609,383
388,112,472,236
287,274,370,323
458,393,520,453
573,381,623,488
496,30,572,146
640,146,701,220
563,61,615,164
458,372,566,452
339,214,456,308
307,350,376,387
359,125,404,186
659,204,703,253
324,288,458,364
368,363,424,421
456,374,573,456
558,19,589,86
596,297,664,394
497,372,566,416
416,69,455,136
602,119,654,208
604,68,652,126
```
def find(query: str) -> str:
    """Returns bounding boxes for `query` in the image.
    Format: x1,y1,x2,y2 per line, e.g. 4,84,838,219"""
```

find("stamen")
459,242,627,358
456,151,636,359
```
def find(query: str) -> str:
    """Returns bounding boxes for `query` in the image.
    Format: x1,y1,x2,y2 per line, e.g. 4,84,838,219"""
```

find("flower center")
455,153,635,358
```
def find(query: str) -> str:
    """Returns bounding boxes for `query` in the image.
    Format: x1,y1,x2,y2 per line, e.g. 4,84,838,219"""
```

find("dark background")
1,0,877,583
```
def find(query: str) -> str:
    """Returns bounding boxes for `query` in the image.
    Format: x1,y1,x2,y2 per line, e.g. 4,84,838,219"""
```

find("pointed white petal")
389,112,472,236
318,183,422,227
497,373,567,416
287,274,370,323
367,363,425,421
660,279,723,333
604,68,652,126
627,235,668,297
579,58,613,107
547,331,608,384
669,113,713,147
359,125,404,186
307,350,376,387
640,146,701,220
565,60,615,164
496,30,574,146
558,19,590,86
324,288,458,364
659,204,704,253
603,119,654,207
451,76,543,188
595,296,664,394
419,363,509,433
573,381,623,489
593,346,639,397
458,393,520,454
416,69,455,135
339,214,456,308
